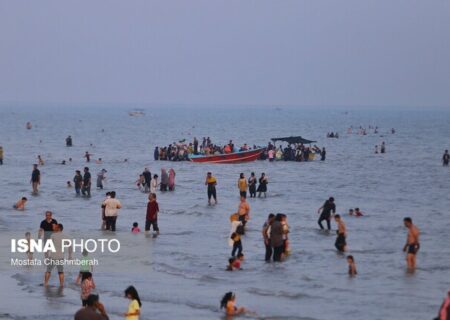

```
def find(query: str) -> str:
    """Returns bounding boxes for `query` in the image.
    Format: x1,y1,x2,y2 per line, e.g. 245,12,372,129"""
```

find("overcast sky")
0,0,449,108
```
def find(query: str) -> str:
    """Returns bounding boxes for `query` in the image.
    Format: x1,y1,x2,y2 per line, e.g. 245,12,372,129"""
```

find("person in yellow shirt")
237,173,247,198
237,196,250,228
205,172,217,205
124,286,141,320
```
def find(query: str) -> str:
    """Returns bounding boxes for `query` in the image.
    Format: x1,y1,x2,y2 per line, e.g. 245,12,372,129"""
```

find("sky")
0,0,449,108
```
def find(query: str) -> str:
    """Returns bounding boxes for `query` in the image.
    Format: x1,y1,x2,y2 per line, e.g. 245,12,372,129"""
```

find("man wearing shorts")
403,217,420,270
44,224,72,287
205,172,217,205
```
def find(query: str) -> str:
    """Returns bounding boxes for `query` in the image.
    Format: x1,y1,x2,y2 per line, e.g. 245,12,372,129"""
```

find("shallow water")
0,105,449,319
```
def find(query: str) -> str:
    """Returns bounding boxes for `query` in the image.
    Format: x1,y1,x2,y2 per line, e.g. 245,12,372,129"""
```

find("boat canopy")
271,136,316,144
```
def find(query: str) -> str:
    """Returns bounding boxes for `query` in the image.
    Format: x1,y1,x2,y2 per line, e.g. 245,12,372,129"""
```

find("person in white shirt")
103,191,122,231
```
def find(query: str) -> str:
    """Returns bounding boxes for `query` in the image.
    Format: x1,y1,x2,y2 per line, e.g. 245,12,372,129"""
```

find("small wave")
246,287,316,300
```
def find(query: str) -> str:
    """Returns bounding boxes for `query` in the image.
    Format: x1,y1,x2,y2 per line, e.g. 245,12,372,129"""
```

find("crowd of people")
4,130,449,320
153,137,327,162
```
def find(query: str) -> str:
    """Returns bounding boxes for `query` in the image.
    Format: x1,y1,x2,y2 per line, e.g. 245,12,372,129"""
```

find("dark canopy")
271,136,316,144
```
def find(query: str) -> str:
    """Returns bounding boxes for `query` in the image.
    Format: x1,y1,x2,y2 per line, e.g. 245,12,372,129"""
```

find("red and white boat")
189,148,264,164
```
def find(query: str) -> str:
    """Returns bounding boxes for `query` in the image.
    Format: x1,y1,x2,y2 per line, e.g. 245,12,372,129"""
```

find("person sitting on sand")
14,197,27,210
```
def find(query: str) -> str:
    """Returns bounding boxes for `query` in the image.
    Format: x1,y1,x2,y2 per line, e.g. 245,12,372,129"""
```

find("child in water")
80,272,96,306
220,292,246,316
347,255,357,276
230,232,243,257
67,181,72,188
13,197,27,210
131,222,140,233
124,285,141,319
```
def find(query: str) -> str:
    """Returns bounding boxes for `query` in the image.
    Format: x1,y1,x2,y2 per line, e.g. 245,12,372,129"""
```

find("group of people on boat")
154,137,259,161
260,142,326,162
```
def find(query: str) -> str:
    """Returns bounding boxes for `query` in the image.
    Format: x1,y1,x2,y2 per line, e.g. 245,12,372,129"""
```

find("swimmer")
61,160,66,165
96,158,102,164
14,197,27,210
67,181,72,188
403,217,420,271
334,215,347,252
220,292,246,317
347,255,357,276
354,208,364,217
131,222,140,233
348,208,354,216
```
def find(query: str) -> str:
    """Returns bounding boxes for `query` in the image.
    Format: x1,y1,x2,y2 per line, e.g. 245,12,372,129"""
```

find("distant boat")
26,122,32,129
189,148,264,164
128,111,145,117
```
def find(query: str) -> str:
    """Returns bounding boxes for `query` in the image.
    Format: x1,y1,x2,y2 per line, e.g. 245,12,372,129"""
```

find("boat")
128,111,145,117
189,148,265,164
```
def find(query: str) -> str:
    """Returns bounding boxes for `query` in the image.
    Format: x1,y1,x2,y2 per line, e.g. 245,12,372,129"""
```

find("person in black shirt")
317,197,336,230
321,147,326,161
38,211,58,256
31,164,40,194
73,170,83,195
443,150,449,166
82,167,91,197
142,168,152,193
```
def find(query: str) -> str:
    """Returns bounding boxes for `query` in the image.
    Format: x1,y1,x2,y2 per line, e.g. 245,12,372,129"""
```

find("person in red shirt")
354,208,364,217
145,193,160,235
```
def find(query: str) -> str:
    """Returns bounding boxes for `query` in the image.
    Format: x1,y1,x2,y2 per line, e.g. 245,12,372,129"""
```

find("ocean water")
0,105,449,320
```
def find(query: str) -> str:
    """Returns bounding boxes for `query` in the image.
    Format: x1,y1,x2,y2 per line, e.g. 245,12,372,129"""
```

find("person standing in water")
334,215,347,252
257,173,268,198
443,150,450,166
320,147,326,161
145,193,160,235
262,213,275,262
238,173,247,198
142,168,151,193
66,135,72,147
82,167,91,197
248,172,257,198
150,174,158,193
380,141,386,154
30,164,40,194
205,172,217,205
103,191,122,232
237,195,250,228
403,217,420,271
160,168,169,191
124,286,141,320
73,170,83,195
317,197,336,230
0,145,3,165
168,168,176,191
97,169,107,189
270,214,284,262
44,224,72,287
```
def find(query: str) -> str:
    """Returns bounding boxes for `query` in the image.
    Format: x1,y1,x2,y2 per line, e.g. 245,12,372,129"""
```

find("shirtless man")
237,196,250,227
403,217,420,270
334,214,347,252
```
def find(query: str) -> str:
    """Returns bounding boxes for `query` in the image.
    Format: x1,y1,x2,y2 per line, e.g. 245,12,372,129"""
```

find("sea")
0,105,449,320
